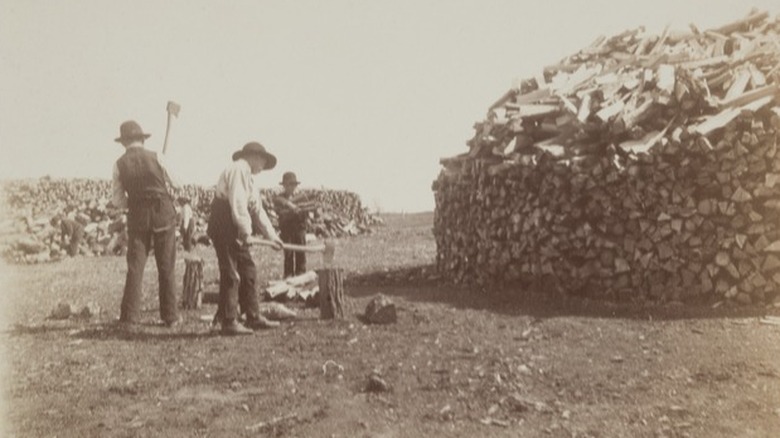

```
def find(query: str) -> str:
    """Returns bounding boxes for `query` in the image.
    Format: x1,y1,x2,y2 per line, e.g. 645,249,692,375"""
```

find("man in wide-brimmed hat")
273,171,309,278
207,142,284,335
111,120,181,327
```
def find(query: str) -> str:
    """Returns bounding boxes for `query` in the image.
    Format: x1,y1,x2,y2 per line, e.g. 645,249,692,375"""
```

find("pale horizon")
2,0,779,212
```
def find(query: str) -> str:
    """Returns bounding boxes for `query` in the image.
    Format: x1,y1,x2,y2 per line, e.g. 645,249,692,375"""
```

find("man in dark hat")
273,172,309,278
112,120,181,327
207,142,284,336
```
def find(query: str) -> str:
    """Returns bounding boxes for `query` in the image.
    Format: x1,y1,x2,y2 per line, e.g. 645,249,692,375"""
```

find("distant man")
207,142,283,335
273,172,308,278
112,120,181,327
50,214,84,257
178,196,195,251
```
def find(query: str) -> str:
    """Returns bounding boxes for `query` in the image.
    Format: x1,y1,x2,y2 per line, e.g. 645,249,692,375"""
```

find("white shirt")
214,158,278,241
181,204,193,225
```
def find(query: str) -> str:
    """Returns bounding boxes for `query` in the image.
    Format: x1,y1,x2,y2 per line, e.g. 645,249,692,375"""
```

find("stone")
735,293,752,305
50,302,75,320
363,295,397,324
365,373,390,393
506,393,533,413
79,302,101,318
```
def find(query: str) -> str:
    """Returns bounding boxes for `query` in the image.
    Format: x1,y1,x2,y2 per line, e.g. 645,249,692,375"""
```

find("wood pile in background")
264,188,382,237
1,179,381,264
433,10,780,305
1,179,126,263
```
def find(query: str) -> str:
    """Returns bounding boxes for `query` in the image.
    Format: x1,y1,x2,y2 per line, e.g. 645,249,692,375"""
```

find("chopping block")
249,237,344,319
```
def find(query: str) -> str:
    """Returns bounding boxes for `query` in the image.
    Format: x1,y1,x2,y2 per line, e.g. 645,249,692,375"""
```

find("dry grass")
2,213,780,437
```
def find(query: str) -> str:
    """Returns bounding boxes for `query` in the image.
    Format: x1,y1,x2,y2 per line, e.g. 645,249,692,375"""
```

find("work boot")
221,320,254,336
245,314,281,330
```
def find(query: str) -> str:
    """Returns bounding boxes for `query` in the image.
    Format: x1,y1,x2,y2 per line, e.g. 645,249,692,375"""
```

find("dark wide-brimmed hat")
232,142,277,169
280,172,300,186
114,120,151,143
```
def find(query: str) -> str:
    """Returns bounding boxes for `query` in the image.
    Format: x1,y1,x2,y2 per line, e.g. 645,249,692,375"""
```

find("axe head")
166,101,181,117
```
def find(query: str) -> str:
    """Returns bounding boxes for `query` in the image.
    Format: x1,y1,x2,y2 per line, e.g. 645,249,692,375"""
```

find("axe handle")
162,111,173,155
248,237,325,253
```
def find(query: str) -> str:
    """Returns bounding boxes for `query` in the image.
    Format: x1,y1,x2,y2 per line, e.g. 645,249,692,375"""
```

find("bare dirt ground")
1,212,780,437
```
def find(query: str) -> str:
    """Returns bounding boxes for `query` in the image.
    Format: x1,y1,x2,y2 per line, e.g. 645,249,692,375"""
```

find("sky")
1,1,779,212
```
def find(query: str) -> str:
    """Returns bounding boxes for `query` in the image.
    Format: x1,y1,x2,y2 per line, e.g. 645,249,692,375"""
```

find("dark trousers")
281,226,306,278
67,228,84,256
208,198,260,323
120,226,178,323
213,239,260,322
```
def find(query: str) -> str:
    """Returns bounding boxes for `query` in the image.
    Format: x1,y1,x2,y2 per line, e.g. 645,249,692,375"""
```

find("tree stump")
182,257,203,309
316,268,345,319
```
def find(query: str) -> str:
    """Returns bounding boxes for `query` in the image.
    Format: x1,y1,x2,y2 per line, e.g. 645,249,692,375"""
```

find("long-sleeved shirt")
214,158,278,241
181,204,193,226
111,144,180,209
273,191,306,230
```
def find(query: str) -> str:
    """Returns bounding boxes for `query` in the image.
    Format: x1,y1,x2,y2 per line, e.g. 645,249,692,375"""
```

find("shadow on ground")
74,324,216,342
4,321,217,342
345,264,779,321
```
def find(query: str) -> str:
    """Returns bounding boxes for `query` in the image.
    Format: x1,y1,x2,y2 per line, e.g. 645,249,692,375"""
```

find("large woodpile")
1,178,127,263
433,11,780,305
1,178,381,264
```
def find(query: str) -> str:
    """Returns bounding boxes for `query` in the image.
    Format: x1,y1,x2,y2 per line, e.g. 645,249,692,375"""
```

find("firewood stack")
261,188,381,237
1,179,381,264
433,10,780,305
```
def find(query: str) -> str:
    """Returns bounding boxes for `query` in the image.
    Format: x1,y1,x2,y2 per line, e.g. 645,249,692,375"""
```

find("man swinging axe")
207,141,284,336
111,108,182,328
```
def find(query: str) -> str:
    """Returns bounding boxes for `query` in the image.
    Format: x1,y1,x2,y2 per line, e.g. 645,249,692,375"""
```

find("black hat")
232,142,277,170
280,172,300,186
114,120,151,143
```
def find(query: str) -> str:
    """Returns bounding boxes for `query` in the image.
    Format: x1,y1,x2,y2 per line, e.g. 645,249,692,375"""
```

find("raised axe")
246,236,337,266
162,101,181,155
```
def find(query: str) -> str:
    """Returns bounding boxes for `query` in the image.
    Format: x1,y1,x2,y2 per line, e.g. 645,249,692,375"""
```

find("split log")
263,270,319,301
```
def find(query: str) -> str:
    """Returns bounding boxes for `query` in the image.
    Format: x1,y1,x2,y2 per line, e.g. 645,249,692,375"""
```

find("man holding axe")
273,171,317,278
207,141,284,335
111,102,181,327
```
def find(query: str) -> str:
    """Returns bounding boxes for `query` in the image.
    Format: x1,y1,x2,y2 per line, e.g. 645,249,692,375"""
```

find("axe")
247,236,337,266
162,101,181,155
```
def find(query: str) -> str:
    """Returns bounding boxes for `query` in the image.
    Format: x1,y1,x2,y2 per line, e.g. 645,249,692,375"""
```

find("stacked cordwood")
433,11,780,305
1,178,380,264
